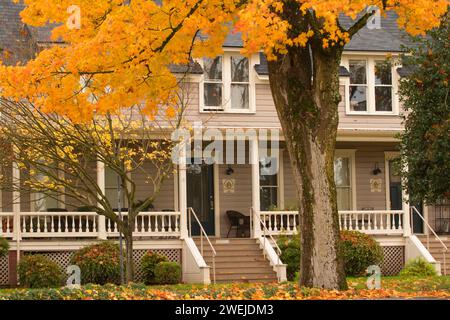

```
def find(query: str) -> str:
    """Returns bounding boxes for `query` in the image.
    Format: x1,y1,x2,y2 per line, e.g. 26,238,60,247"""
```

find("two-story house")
0,1,448,286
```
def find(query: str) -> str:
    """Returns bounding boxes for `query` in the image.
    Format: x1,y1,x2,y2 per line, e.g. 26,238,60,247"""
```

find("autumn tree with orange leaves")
0,0,447,289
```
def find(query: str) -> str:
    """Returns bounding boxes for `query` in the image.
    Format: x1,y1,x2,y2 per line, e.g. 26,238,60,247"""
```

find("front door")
388,159,403,229
186,162,215,236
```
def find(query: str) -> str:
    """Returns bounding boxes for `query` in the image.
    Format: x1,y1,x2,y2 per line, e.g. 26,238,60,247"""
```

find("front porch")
1,139,447,285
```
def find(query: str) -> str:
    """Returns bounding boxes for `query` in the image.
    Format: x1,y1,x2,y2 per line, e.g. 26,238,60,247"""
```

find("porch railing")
0,211,181,239
188,207,216,284
256,210,405,236
339,210,404,235
106,211,181,237
259,211,299,235
410,206,447,275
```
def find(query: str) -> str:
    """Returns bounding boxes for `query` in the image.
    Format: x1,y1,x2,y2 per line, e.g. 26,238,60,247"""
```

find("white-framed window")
334,150,356,211
105,166,127,209
200,52,255,113
342,56,399,115
259,155,279,211
33,172,61,212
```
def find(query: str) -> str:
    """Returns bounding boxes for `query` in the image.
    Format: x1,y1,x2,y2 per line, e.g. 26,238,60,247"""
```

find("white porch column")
178,144,188,239
250,136,261,238
12,160,21,241
97,160,107,240
402,180,411,237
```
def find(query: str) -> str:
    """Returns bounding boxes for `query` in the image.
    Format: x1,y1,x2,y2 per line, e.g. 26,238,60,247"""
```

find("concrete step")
205,259,267,269
194,238,259,245
194,243,261,250
192,237,278,283
204,256,268,264
202,250,265,257
214,273,278,282
216,265,274,275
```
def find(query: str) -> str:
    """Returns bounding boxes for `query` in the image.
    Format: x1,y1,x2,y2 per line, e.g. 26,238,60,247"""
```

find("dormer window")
200,53,254,113
203,57,223,110
374,60,393,112
344,57,398,115
349,60,368,112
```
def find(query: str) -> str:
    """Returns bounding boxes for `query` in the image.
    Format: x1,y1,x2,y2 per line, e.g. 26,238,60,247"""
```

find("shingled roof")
1,0,412,72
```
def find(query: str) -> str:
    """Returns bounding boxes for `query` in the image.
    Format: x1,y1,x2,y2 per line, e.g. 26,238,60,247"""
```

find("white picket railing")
339,210,404,234
0,211,181,239
0,213,14,238
19,212,99,237
257,210,405,236
106,211,181,237
259,211,299,235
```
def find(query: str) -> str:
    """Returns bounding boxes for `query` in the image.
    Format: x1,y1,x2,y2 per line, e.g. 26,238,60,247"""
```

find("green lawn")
0,276,449,300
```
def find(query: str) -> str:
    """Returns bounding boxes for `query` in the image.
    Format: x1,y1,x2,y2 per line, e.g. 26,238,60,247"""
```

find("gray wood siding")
282,142,399,211
1,164,12,212
183,83,281,128
283,149,297,208
131,162,175,212
337,142,398,210
181,83,404,131
218,163,252,237
338,85,404,130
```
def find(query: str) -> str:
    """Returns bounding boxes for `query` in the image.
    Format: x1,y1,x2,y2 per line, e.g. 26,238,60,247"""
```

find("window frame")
199,51,256,114
31,167,64,212
334,149,357,211
104,166,130,209
342,55,399,116
259,149,283,211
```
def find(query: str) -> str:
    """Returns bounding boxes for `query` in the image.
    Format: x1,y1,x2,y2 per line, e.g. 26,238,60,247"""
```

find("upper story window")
345,57,398,115
201,53,254,113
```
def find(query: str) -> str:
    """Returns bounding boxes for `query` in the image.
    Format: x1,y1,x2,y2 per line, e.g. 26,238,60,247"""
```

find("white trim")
278,149,285,210
335,149,357,210
384,151,400,211
7,239,183,251
342,55,400,116
173,169,179,211
199,52,256,114
213,163,220,237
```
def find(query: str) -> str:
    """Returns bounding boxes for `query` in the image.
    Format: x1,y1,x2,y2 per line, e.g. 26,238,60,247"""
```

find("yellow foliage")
0,0,447,118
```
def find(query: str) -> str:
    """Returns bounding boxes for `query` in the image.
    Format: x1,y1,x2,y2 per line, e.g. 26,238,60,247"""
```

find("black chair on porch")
226,210,250,238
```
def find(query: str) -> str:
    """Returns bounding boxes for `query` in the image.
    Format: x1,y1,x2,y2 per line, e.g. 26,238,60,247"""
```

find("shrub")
18,255,64,288
400,258,437,277
141,251,169,284
0,237,9,258
70,241,123,285
277,233,300,281
154,262,182,284
340,230,384,276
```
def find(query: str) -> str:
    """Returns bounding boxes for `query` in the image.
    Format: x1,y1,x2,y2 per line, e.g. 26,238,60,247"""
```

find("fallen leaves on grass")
0,279,449,300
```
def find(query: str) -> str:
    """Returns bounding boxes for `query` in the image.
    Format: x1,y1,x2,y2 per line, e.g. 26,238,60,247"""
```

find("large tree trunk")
268,46,347,290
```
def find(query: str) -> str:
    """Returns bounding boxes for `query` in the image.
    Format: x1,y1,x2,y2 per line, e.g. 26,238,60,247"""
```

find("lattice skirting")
133,249,181,282
0,255,9,285
25,248,181,283
380,246,405,276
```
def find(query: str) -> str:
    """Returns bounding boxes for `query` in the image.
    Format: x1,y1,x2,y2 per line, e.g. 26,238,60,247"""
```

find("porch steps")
417,235,450,275
193,238,278,283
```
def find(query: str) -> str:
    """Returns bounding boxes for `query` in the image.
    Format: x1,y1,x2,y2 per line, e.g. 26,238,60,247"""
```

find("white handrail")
187,207,216,284
411,206,447,275
251,208,283,265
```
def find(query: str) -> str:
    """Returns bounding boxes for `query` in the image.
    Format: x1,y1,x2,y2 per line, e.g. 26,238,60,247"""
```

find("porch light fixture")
372,162,382,175
226,166,234,175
